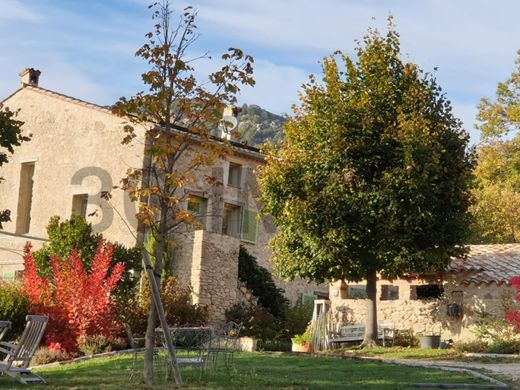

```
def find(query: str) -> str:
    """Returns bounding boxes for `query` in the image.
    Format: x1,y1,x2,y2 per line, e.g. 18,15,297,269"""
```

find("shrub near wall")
0,281,28,339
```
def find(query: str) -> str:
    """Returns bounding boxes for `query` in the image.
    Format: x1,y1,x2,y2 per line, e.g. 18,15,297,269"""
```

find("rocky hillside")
235,104,286,146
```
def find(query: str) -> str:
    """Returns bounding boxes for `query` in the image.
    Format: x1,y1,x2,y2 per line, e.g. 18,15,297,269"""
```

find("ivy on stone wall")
238,245,288,316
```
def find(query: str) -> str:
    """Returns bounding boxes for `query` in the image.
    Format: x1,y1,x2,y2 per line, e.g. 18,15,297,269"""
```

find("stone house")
0,68,327,322
328,244,520,341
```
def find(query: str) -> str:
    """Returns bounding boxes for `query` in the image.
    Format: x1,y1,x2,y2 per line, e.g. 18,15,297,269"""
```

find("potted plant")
418,327,441,349
291,323,314,353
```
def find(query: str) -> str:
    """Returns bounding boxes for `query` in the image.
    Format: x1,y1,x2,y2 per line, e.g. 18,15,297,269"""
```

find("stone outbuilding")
328,244,520,341
0,68,327,323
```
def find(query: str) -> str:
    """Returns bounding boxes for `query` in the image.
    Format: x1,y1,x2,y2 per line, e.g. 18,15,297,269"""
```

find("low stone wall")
329,277,516,342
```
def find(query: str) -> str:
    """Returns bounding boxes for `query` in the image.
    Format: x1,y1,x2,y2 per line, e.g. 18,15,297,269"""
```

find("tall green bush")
0,281,29,339
238,245,288,316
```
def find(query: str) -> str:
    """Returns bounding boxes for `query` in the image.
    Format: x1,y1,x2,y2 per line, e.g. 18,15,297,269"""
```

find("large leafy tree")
259,21,474,346
470,51,520,243
112,1,253,384
0,106,30,227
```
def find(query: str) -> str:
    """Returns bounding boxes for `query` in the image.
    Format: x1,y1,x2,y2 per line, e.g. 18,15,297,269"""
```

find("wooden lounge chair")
0,321,11,342
0,315,48,384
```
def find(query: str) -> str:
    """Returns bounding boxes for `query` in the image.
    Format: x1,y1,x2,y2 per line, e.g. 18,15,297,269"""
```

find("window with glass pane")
16,162,35,234
347,285,367,299
222,203,241,237
380,285,399,300
228,163,242,187
187,195,208,229
71,194,88,218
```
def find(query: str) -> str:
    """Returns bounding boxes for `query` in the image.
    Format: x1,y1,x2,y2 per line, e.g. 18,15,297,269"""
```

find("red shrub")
506,276,520,331
23,241,124,352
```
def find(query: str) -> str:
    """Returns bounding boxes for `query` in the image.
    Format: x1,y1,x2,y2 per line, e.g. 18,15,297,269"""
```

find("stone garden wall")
329,275,516,342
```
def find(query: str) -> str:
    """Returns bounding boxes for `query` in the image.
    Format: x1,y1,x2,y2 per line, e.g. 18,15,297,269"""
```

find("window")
301,293,317,305
380,285,399,301
15,162,35,234
187,195,208,229
222,203,241,237
0,270,15,281
411,284,444,300
71,194,88,219
240,209,257,243
228,163,242,187
347,285,367,299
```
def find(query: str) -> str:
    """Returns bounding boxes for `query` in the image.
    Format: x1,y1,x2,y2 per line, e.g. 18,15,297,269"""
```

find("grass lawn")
326,346,520,363
0,352,497,389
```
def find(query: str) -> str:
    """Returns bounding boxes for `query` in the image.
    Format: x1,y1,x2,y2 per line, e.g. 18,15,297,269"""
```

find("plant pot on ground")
291,323,314,353
419,335,441,349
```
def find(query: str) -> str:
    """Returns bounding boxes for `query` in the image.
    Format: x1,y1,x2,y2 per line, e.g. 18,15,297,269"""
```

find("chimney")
19,68,41,87
219,105,240,140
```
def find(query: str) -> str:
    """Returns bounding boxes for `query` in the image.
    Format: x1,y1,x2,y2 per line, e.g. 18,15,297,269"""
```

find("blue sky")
0,0,519,143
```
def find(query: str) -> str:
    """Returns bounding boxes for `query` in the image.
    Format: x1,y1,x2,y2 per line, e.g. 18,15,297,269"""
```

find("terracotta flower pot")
291,342,313,353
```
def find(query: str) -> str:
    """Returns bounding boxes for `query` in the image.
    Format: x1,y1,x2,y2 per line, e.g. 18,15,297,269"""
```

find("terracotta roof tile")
447,244,520,285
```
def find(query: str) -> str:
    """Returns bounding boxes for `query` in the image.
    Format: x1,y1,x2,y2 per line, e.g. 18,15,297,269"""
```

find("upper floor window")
187,195,208,229
71,194,88,219
228,163,242,187
16,162,35,234
222,203,241,237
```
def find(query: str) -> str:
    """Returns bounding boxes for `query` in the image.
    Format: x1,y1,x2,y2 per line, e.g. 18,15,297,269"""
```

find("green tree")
477,51,519,140
470,51,520,243
112,1,253,384
0,105,30,227
259,21,474,346
469,140,520,243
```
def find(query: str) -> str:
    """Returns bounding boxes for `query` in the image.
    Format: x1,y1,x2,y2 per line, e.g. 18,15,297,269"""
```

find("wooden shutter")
240,209,257,243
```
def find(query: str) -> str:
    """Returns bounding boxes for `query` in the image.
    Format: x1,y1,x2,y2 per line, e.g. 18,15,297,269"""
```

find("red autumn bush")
23,241,124,352
506,276,520,331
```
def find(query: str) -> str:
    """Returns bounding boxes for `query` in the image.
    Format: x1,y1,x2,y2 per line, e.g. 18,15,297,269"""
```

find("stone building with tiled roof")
0,68,327,323
329,244,520,342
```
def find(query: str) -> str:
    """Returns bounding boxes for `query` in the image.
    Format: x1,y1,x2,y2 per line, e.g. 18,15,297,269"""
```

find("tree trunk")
361,268,378,347
143,302,156,384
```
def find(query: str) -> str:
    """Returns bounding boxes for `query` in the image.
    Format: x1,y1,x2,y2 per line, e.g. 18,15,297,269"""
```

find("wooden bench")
328,324,394,348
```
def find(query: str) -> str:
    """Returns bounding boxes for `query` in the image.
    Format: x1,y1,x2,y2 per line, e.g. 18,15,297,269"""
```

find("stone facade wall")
0,82,324,314
329,276,516,342
174,230,240,324
0,86,145,267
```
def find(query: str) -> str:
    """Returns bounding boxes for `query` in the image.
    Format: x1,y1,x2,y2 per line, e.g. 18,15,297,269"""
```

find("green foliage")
0,105,29,228
238,245,288,317
78,335,113,356
392,329,419,348
225,303,278,341
259,19,474,284
473,309,520,346
33,215,141,301
291,322,313,345
477,51,519,140
281,300,313,338
453,340,488,353
470,52,520,243
120,276,207,337
0,281,29,340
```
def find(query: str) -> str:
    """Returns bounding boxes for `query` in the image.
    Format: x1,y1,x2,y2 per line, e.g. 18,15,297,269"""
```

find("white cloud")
237,59,309,115
0,0,42,22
